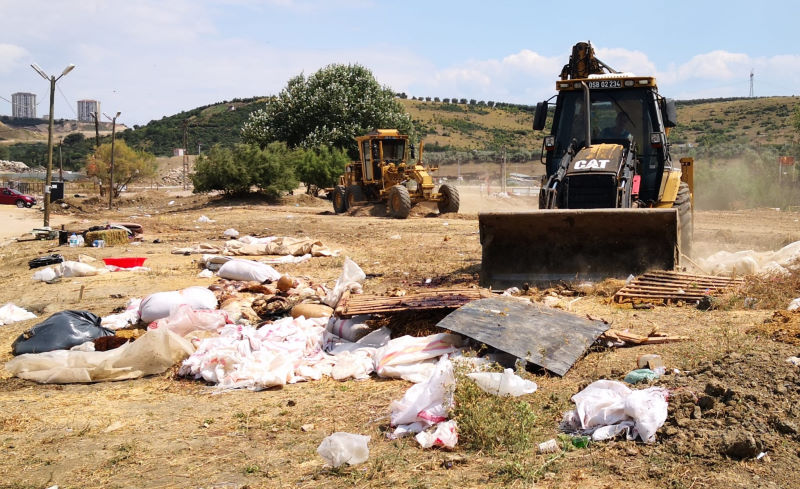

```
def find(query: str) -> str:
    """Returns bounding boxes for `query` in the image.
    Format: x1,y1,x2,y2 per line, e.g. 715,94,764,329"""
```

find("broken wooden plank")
335,287,491,318
600,328,690,345
613,271,744,304
436,296,608,376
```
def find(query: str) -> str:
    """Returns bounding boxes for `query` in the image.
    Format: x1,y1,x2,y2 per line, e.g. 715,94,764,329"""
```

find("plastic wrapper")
390,356,454,428
374,333,462,383
466,368,538,396
317,432,370,467
12,310,113,355
148,305,230,337
323,257,365,307
0,303,37,325
415,420,458,449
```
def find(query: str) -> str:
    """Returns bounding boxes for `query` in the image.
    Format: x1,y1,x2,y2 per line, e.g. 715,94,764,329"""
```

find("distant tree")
794,106,800,133
443,98,450,103
469,99,477,105
242,64,412,158
294,146,349,195
86,140,156,197
434,97,440,102
192,142,298,197
425,97,432,102
0,145,9,160
460,98,467,104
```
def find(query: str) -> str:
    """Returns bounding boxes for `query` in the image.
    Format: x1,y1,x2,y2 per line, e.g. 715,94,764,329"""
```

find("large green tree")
241,64,413,158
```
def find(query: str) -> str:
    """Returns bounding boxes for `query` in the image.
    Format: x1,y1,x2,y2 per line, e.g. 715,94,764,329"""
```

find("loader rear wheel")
387,185,411,219
332,185,348,214
437,184,460,214
674,181,693,258
346,185,365,208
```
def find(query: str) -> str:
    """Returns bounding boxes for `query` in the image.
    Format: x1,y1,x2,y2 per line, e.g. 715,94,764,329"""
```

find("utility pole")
31,62,75,228
182,119,189,190
90,111,100,148
58,136,63,182
104,112,121,209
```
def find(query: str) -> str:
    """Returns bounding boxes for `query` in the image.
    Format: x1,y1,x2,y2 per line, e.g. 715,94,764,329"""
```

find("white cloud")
0,44,28,74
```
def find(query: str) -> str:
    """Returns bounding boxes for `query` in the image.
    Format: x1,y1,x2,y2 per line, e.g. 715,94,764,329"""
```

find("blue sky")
1,0,798,126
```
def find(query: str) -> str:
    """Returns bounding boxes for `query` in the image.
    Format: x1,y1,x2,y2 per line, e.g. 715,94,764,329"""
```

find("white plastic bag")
0,303,36,325
317,432,370,467
217,259,280,283
415,420,458,449
624,386,668,443
788,298,800,312
390,356,454,428
223,228,239,237
466,368,538,396
32,267,58,282
139,286,218,323
323,257,366,307
148,305,229,337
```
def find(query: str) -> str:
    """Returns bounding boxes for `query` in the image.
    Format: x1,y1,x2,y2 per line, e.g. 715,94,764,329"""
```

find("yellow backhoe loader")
332,129,459,218
480,42,693,287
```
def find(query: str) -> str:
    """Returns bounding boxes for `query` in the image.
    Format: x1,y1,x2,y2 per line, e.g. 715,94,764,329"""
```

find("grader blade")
479,209,679,288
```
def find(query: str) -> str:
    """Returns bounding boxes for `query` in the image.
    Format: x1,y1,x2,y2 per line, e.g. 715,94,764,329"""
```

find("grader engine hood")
566,143,626,176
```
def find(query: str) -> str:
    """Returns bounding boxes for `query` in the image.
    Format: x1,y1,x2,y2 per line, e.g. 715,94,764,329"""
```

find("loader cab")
537,77,672,204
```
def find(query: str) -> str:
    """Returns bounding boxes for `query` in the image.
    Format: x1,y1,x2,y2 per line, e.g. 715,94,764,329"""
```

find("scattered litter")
323,258,365,307
139,286,218,323
416,420,458,448
168,200,175,206
561,379,668,443
317,432,370,467
466,368,538,396
502,287,520,296
197,215,215,223
148,305,230,337
11,310,113,355
197,269,214,278
787,356,800,366
261,253,312,264
624,368,659,384
390,234,401,240
538,438,559,453
600,328,689,346
32,267,58,282
101,298,142,330
28,254,63,269
217,259,281,283
0,303,37,325
789,298,800,312
327,315,372,342
102,257,147,269
223,228,239,237
698,240,800,276
6,328,194,383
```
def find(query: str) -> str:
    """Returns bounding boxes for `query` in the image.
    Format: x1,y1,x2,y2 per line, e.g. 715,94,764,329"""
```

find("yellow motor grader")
480,42,694,287
332,129,460,218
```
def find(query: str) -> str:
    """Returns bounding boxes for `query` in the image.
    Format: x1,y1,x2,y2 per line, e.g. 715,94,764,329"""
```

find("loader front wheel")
437,184,460,214
387,185,411,219
674,181,693,258
346,185,366,208
332,185,348,214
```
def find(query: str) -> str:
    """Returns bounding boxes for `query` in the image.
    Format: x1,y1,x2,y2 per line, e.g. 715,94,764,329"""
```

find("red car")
0,187,37,207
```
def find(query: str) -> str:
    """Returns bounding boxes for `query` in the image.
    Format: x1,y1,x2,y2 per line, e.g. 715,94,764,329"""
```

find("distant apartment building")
77,99,100,122
11,92,37,118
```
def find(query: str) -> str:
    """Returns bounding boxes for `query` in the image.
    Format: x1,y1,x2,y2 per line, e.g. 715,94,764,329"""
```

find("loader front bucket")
479,208,679,288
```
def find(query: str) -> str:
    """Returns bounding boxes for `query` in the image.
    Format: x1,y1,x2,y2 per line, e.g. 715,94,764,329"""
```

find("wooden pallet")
613,271,745,304
335,287,491,317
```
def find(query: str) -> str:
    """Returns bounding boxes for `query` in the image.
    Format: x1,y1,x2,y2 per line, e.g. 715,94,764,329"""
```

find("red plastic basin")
102,257,147,268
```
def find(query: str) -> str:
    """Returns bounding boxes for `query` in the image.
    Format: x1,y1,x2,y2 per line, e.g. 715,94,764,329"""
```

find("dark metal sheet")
437,296,608,376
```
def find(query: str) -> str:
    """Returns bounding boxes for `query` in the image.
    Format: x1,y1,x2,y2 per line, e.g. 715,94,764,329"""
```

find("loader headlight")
650,132,665,148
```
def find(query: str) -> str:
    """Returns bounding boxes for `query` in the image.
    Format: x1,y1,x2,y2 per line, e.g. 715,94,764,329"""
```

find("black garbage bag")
28,254,64,269
12,310,114,355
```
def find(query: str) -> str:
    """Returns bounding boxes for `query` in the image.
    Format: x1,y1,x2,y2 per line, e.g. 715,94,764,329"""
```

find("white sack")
317,432,370,467
326,314,372,342
217,259,280,283
60,261,108,277
467,368,538,396
375,333,462,383
139,286,217,323
32,267,58,282
101,298,142,330
5,328,194,384
323,257,365,307
0,303,36,325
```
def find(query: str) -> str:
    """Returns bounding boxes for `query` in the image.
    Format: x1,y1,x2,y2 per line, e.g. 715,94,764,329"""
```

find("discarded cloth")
0,303,37,325
5,327,194,383
374,333,463,383
561,379,668,443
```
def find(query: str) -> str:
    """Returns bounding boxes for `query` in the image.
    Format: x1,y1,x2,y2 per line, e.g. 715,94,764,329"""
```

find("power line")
56,84,77,118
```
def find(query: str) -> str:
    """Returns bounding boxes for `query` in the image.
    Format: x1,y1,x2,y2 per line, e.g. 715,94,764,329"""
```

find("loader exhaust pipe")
582,81,591,148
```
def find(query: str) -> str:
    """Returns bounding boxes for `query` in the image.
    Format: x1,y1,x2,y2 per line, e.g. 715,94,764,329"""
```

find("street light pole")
104,111,121,210
31,63,75,228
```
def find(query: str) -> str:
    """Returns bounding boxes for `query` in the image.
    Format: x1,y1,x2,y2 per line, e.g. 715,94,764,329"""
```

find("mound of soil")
748,311,800,346
281,193,329,207
660,349,800,469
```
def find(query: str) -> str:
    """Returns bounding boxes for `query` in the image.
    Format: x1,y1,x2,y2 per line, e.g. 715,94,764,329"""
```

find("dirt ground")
0,187,798,489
